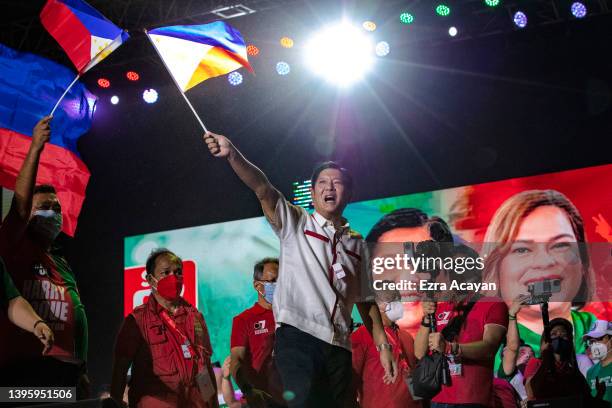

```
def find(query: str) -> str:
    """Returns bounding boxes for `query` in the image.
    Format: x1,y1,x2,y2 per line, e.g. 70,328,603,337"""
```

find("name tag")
181,343,192,359
333,263,346,279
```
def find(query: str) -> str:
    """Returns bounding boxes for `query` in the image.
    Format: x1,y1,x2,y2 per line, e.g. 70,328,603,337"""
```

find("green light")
435,4,451,16
399,12,414,24
485,0,500,6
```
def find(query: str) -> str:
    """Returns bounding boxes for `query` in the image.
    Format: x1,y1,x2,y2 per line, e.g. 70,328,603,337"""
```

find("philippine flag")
40,0,128,73
0,44,95,236
147,21,254,91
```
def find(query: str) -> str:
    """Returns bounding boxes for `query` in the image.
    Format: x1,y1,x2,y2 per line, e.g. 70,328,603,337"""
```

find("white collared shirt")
267,197,374,350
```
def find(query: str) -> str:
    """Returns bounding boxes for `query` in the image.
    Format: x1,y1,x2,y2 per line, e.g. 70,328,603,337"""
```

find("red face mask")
153,274,183,301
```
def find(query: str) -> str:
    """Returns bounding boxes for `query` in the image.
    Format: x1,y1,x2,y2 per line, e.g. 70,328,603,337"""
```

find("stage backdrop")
125,163,612,364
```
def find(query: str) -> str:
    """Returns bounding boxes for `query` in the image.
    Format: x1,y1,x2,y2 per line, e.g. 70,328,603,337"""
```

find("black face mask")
551,337,572,359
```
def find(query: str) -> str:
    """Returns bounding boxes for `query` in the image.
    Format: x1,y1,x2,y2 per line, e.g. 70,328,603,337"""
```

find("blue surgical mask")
262,282,276,304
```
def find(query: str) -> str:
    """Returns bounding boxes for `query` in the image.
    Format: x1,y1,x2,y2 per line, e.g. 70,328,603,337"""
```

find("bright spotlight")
276,62,291,75
142,89,158,104
513,11,528,28
448,26,458,37
228,71,243,85
304,22,374,87
375,41,390,57
571,2,587,18
110,95,119,105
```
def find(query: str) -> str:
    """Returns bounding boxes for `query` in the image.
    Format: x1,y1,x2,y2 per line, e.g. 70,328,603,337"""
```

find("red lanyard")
159,309,197,359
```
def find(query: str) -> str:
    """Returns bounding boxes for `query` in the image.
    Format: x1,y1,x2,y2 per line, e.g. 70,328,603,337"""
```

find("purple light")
571,2,587,18
513,11,527,28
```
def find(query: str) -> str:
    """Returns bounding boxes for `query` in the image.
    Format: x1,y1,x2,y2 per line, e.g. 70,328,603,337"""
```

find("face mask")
260,282,276,304
385,301,404,322
152,274,183,301
590,342,610,360
30,210,62,241
551,337,572,359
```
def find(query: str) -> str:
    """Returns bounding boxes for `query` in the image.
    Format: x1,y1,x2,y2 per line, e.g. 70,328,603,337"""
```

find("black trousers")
274,324,353,408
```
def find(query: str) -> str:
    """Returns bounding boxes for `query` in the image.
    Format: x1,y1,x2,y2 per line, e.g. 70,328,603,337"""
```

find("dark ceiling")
2,0,612,392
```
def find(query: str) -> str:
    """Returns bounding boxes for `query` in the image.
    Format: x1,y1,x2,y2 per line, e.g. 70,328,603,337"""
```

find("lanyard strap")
159,309,198,359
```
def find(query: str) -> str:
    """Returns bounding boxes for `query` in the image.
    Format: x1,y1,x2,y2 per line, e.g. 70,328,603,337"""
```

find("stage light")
97,78,110,88
449,26,458,37
436,4,451,16
276,62,290,75
400,12,414,24
142,88,158,104
247,45,259,56
304,22,374,87
362,21,376,31
110,95,119,105
375,41,390,57
571,2,587,18
485,0,500,6
513,11,528,28
280,37,294,48
126,71,139,81
228,71,243,86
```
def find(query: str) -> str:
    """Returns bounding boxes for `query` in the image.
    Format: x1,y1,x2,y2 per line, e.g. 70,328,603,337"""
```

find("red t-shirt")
230,302,275,373
351,325,421,408
432,297,509,406
0,211,76,365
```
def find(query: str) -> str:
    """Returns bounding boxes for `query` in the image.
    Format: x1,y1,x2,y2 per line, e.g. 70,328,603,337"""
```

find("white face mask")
30,210,63,241
385,301,404,322
591,341,610,360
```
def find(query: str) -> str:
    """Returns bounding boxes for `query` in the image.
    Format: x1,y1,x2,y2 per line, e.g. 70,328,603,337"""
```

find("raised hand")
32,116,52,149
509,294,530,317
203,131,233,158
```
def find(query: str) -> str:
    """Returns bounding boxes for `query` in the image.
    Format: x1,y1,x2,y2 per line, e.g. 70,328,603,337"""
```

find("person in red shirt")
0,116,89,395
415,243,509,408
351,283,421,408
110,249,218,408
230,257,285,408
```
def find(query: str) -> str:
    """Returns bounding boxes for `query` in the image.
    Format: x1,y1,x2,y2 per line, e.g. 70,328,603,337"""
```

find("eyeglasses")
257,279,277,284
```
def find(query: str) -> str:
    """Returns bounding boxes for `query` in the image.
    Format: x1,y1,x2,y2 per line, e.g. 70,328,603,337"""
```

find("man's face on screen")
311,168,350,219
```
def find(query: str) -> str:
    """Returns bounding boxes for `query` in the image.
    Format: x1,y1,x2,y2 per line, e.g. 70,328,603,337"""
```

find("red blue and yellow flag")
0,44,95,236
147,21,253,91
40,0,128,73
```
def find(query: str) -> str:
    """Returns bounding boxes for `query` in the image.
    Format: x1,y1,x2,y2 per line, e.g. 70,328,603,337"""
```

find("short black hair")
145,248,182,276
310,161,353,191
253,257,279,281
375,280,401,303
366,208,429,243
33,184,56,195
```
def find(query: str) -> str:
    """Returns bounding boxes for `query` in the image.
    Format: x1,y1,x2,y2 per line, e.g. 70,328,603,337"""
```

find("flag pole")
145,30,208,133
49,73,81,116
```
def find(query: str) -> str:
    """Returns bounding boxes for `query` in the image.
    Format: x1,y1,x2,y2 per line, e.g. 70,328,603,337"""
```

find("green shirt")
495,310,596,376
586,361,612,403
0,257,20,307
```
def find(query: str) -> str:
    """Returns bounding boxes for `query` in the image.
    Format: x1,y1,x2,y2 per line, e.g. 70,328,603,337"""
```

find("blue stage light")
143,89,158,104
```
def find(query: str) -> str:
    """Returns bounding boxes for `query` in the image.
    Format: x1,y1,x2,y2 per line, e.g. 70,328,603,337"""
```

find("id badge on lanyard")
181,341,192,359
447,354,462,376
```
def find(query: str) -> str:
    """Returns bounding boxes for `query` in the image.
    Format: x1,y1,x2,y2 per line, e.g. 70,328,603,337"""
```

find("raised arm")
502,294,529,376
12,116,52,221
204,132,281,223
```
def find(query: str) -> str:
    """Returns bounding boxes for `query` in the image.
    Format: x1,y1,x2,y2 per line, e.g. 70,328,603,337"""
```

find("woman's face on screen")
497,205,583,308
